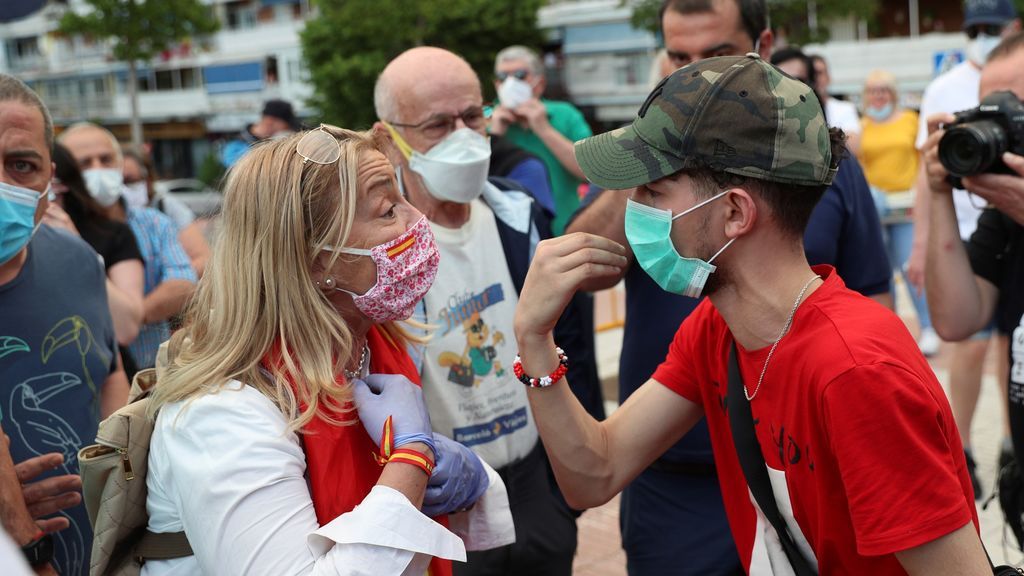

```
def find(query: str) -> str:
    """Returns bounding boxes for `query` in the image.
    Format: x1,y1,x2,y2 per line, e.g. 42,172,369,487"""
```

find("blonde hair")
862,70,899,110
151,126,409,430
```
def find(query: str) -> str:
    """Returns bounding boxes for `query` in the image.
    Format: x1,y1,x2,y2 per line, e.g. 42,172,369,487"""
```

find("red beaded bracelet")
513,347,569,388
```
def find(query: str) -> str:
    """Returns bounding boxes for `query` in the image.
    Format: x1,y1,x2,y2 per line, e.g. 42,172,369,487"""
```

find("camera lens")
938,120,1008,177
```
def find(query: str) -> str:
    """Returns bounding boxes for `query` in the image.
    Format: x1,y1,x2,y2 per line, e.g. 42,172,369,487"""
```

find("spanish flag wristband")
387,448,435,476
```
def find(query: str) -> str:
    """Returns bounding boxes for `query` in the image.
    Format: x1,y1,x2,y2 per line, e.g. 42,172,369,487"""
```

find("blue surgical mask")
624,191,734,298
0,181,43,266
864,103,893,122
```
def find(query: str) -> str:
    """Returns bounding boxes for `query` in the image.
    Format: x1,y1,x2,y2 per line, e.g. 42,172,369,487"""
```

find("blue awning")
0,0,45,23
203,62,263,94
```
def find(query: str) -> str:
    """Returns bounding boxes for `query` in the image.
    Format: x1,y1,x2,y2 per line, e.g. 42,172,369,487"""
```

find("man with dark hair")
909,0,1021,499
0,73,129,576
517,53,987,575
566,1,889,574
923,30,1024,510
659,0,766,67
220,98,301,168
809,54,862,152
770,47,816,91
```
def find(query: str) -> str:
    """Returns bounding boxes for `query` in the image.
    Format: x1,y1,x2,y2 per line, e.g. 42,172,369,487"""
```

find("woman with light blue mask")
856,70,939,356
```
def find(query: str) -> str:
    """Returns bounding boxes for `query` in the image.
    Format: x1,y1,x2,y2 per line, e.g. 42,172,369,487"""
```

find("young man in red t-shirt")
512,54,987,574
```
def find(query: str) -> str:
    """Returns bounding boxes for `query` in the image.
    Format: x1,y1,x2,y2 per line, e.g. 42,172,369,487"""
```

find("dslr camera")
938,90,1024,188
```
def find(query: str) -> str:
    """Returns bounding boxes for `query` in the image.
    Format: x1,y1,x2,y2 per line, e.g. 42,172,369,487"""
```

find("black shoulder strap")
727,342,818,576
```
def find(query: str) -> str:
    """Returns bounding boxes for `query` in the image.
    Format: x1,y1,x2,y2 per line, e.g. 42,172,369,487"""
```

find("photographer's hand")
921,113,957,195
963,151,1024,226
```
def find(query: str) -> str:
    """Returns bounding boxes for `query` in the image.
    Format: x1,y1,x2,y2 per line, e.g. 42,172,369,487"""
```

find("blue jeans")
871,189,932,331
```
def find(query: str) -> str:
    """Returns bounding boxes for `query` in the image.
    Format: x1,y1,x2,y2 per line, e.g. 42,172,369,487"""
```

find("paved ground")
571,286,1023,574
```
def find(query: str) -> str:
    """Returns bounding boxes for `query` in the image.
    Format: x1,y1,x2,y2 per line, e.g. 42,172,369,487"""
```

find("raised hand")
352,373,434,456
14,453,82,534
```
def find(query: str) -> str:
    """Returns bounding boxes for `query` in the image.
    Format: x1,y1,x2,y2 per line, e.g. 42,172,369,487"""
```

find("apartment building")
0,0,315,178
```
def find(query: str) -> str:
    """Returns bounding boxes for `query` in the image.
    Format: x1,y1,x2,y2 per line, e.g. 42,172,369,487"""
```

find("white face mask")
407,128,492,204
498,77,534,109
122,181,149,209
968,34,1002,65
83,168,124,208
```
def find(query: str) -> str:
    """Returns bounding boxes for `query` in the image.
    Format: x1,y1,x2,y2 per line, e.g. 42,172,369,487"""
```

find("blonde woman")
857,70,939,355
143,126,510,576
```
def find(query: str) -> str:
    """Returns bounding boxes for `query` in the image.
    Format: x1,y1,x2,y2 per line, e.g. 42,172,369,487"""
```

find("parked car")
154,179,222,217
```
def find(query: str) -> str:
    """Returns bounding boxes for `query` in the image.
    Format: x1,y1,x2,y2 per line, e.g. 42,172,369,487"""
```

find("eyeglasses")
966,24,1005,39
495,69,530,82
296,124,343,165
386,107,487,141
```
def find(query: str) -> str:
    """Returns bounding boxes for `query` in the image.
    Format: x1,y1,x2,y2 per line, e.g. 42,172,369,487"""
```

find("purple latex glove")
352,374,434,454
422,433,489,517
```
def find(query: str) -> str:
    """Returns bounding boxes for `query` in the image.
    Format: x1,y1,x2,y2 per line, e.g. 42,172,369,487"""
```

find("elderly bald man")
372,46,598,576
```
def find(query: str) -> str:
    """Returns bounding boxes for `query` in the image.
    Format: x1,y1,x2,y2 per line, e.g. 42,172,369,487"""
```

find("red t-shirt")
652,266,977,575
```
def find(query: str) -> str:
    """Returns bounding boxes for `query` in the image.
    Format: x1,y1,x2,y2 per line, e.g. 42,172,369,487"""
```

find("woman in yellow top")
857,70,939,355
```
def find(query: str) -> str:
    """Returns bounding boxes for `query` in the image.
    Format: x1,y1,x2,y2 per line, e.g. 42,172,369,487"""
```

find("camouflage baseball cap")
575,53,836,190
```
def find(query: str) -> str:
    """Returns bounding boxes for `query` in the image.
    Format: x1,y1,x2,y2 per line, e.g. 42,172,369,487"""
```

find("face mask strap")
324,245,372,256
383,122,414,160
671,189,730,221
708,237,736,265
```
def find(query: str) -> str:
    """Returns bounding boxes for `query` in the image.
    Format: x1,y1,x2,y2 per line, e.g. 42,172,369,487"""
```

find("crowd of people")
2,0,1024,574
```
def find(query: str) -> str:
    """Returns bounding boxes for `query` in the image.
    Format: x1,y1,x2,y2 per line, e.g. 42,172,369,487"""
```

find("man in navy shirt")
566,1,890,574
0,73,129,576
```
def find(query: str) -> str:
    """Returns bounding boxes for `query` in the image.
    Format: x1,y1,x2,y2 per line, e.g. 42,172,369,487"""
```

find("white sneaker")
918,327,941,357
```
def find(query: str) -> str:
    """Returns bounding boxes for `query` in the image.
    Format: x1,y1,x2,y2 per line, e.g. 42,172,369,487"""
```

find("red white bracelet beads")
513,347,569,388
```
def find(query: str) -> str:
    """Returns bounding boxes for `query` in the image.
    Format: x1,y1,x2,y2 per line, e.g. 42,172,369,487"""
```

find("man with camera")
923,31,1024,497
911,0,1020,498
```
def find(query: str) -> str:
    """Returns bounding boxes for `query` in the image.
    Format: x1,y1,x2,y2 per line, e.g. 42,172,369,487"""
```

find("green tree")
630,0,662,33
58,0,219,147
302,0,545,129
770,0,879,45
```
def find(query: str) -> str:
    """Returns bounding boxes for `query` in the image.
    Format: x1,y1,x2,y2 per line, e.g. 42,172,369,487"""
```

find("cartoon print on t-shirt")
42,316,110,416
434,283,509,388
0,336,29,359
3,370,89,576
438,311,507,387
6,373,83,472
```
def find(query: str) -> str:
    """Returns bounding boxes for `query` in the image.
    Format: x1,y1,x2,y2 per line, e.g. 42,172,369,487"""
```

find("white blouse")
143,381,513,576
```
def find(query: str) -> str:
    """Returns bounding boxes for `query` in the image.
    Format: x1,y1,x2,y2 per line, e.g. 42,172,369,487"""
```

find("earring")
322,275,337,290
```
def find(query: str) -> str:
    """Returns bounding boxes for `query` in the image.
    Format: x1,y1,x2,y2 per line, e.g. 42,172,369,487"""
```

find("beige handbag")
78,343,191,575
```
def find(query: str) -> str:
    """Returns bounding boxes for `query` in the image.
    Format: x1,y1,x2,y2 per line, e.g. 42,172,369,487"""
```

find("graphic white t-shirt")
420,200,537,470
916,60,985,240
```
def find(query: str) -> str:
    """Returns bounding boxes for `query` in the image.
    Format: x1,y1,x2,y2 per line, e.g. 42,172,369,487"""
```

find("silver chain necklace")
344,343,369,381
744,274,821,401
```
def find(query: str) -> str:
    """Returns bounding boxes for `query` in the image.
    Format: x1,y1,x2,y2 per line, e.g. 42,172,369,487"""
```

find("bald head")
374,47,481,123
59,122,123,171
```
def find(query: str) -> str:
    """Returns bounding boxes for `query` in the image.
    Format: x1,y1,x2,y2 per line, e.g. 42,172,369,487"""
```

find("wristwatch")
21,531,54,567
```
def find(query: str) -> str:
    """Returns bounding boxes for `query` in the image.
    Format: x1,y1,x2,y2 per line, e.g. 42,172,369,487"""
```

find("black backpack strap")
136,530,192,560
727,342,817,576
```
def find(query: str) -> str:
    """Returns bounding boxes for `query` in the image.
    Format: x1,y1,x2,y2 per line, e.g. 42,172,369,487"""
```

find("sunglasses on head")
495,69,530,82
296,124,343,165
966,23,1005,39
